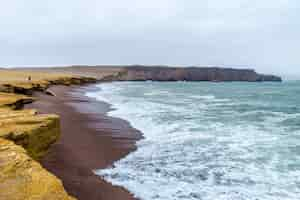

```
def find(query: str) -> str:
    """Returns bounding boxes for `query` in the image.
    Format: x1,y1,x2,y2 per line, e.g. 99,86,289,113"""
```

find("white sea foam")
86,81,300,200
190,95,216,100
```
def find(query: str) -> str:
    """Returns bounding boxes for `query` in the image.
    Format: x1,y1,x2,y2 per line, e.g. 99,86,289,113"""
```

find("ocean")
86,81,300,200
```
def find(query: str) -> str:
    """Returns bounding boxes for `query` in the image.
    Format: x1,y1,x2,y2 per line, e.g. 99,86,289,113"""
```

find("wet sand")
25,85,142,200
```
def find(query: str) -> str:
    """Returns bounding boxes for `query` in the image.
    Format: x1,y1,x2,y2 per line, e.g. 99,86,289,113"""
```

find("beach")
25,85,142,200
0,66,286,200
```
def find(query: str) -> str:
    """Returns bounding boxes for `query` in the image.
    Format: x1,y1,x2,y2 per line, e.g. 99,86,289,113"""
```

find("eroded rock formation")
0,74,97,200
0,138,75,200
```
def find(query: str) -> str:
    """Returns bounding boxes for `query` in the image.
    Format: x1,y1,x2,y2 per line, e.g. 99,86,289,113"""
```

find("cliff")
0,102,74,200
0,70,97,200
0,109,60,160
0,69,96,95
0,138,75,200
105,66,282,82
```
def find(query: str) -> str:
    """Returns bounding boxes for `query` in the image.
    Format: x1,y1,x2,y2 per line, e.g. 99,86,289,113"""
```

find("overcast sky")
0,0,299,78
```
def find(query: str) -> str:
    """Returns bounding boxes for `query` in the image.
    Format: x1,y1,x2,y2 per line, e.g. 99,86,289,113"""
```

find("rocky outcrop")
0,93,35,110
0,76,97,95
0,95,73,200
257,74,283,82
0,111,60,160
108,66,282,82
0,106,74,200
0,138,75,200
0,75,98,200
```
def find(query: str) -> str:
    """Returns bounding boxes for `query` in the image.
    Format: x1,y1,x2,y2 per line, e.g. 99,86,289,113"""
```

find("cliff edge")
0,70,97,200
0,138,75,200
106,66,282,82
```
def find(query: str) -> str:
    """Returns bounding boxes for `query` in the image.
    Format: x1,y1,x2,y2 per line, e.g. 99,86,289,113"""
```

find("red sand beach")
25,85,142,200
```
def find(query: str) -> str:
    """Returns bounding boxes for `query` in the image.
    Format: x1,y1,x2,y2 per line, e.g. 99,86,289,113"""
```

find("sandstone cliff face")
0,92,60,161
0,138,75,200
0,73,98,200
111,66,282,82
0,107,75,200
0,93,35,110
0,110,60,160
0,76,96,95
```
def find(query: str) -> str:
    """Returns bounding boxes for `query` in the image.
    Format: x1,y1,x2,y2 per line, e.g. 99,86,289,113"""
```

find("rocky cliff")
0,100,74,200
0,138,75,200
107,66,282,82
0,73,97,200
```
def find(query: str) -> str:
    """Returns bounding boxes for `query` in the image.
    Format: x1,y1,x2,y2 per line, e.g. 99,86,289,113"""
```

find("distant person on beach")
28,76,31,81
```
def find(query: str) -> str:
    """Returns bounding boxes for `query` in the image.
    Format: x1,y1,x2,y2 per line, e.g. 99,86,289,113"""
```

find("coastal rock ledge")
0,138,74,200
0,73,98,200
0,108,75,200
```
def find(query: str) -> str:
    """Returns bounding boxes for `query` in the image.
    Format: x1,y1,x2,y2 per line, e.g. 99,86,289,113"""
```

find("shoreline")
25,84,142,200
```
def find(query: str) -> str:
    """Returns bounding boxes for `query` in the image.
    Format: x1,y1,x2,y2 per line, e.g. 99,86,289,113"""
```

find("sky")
0,0,299,78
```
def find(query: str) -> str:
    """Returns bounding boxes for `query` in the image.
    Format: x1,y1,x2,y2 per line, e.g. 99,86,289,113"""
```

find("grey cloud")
0,0,299,78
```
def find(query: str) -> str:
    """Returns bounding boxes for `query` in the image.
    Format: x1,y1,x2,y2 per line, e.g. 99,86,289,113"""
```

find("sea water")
86,81,300,200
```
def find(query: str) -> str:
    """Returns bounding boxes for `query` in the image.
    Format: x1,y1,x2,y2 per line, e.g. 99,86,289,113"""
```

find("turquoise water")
87,81,300,200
